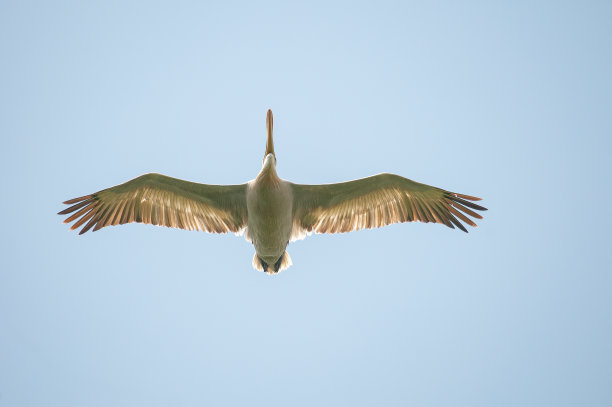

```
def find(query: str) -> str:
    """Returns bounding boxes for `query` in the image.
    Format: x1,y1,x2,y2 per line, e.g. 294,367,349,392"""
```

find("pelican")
59,109,487,274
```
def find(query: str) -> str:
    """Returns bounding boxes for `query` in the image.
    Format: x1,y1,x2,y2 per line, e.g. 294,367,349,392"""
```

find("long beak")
265,109,275,158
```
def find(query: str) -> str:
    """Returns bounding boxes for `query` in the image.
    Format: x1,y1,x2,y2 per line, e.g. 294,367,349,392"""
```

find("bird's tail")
252,251,293,275
275,251,292,273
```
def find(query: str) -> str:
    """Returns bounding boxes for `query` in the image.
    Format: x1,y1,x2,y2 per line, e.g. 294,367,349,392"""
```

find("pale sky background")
1,1,611,406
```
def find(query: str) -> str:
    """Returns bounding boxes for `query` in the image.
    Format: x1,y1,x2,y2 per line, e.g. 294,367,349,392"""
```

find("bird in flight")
59,109,486,274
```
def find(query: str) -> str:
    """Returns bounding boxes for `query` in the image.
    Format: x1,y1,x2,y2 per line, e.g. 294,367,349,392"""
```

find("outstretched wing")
59,173,247,235
290,173,486,239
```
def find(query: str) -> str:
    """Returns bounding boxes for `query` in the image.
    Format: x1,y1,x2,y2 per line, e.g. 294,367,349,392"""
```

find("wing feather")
446,203,478,227
291,173,486,240
59,173,247,235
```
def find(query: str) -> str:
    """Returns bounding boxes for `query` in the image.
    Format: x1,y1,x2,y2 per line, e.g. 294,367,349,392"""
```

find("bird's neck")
257,158,280,185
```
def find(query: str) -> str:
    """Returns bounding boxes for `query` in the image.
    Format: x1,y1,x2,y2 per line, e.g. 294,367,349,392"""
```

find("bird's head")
263,109,276,165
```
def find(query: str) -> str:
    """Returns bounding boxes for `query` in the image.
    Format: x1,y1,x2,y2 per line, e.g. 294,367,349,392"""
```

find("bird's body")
59,109,487,274
246,154,294,271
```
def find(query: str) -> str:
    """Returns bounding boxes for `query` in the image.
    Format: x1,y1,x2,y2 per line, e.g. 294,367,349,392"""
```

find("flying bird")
59,109,487,274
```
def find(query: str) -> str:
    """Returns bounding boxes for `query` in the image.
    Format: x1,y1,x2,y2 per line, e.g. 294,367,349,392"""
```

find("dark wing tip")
59,195,96,215
448,214,468,233
454,193,482,201
59,194,100,234
63,195,93,205
439,191,487,232
448,194,487,212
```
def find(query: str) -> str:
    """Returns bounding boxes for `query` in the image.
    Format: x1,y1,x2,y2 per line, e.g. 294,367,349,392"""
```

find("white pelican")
59,109,486,274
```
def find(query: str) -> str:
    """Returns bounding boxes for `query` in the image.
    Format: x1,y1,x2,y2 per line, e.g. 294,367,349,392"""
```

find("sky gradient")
1,1,611,406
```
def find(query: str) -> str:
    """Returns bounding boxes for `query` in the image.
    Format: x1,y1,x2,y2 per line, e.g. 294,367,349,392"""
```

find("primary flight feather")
59,109,487,274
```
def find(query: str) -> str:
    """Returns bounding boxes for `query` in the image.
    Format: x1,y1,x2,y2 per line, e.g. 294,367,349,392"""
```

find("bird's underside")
59,109,487,274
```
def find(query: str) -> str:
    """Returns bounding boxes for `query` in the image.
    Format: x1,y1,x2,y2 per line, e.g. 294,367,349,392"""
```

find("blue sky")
1,1,611,406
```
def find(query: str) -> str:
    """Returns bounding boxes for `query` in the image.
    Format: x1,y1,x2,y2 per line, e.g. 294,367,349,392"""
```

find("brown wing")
59,173,247,235
290,173,486,239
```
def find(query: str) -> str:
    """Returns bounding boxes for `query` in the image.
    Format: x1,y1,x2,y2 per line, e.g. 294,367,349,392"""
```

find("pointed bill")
265,109,275,158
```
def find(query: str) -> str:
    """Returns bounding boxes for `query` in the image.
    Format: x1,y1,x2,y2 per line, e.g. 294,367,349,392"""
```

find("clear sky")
1,1,611,406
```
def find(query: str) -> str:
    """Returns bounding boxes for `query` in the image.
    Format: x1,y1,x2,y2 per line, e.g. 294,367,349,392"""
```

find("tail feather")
252,253,265,272
252,251,293,274
276,251,292,273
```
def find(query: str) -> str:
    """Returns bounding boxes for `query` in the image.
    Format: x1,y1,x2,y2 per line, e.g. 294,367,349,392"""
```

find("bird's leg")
272,253,285,273
258,257,269,273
